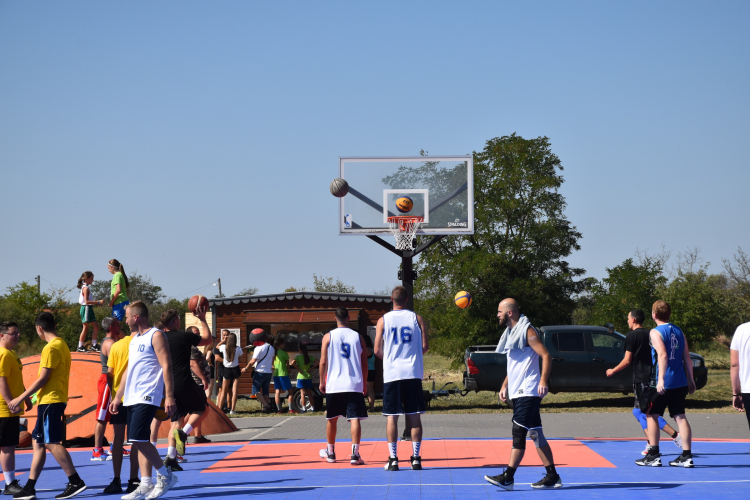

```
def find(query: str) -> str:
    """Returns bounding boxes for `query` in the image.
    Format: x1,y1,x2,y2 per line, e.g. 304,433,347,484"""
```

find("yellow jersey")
0,347,25,417
107,335,132,399
37,337,71,405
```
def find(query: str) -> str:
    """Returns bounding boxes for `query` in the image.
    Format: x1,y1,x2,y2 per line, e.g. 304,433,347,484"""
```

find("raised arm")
194,303,213,346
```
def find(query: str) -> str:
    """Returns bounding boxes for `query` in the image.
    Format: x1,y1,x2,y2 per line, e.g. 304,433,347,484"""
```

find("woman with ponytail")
76,271,105,352
291,342,318,413
106,259,130,321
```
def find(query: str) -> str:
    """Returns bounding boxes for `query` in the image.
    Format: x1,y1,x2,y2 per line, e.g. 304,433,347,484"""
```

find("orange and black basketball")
188,294,209,315
395,196,414,213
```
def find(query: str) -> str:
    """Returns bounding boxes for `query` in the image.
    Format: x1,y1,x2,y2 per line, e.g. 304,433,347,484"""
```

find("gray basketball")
330,178,349,197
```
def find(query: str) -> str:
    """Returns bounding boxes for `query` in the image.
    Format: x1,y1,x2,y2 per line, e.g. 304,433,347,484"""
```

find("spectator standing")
76,271,105,352
272,338,294,413
291,343,318,413
363,334,376,412
730,320,750,442
107,260,130,322
91,317,122,461
242,332,274,413
216,332,243,415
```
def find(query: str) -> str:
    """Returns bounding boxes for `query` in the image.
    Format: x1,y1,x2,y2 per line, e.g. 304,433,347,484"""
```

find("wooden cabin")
186,292,393,398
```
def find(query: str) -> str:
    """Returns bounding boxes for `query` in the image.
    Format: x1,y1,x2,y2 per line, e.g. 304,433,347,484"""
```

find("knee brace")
512,423,528,450
528,428,548,448
633,407,648,430
658,416,668,430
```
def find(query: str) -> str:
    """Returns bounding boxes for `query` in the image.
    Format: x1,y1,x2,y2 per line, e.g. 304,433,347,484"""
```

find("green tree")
312,274,356,293
414,134,585,364
234,287,259,297
90,271,166,305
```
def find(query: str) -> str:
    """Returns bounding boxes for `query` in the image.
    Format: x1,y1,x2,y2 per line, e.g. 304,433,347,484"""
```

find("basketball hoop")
387,216,424,250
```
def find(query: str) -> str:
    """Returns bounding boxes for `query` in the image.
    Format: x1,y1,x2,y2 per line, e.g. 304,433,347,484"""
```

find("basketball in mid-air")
188,294,209,315
18,431,32,448
454,291,472,309
330,178,349,197
395,196,414,213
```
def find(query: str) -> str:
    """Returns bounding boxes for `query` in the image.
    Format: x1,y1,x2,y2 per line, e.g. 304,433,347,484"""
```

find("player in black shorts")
159,305,212,471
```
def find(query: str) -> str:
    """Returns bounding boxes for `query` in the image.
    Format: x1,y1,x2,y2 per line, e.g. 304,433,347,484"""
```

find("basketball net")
387,216,424,251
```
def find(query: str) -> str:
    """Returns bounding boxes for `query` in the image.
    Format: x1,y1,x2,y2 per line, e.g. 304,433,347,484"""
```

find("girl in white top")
216,332,244,414
76,271,105,352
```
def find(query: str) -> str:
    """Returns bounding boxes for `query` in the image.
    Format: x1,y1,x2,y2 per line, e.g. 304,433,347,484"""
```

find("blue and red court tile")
11,438,750,498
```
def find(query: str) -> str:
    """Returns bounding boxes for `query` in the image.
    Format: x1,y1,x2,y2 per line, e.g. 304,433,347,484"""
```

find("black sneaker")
75,347,87,353
669,455,694,468
319,449,336,463
90,344,101,352
173,428,188,456
12,485,35,500
484,472,514,491
125,479,140,494
350,454,364,465
3,481,23,496
531,473,562,489
384,457,399,471
102,478,122,494
636,454,662,466
55,480,86,499
164,456,184,472
410,456,422,470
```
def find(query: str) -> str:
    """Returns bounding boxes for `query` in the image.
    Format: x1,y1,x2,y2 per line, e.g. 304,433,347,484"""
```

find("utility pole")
36,275,40,295
217,278,223,298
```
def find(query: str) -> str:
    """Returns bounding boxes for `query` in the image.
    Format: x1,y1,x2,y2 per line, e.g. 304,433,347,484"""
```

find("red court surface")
203,438,615,473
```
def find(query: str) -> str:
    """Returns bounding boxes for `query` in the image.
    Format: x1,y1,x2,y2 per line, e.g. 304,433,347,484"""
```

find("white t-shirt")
251,343,274,374
381,309,424,383
219,345,243,368
326,327,364,393
507,326,541,400
123,328,164,407
730,322,750,393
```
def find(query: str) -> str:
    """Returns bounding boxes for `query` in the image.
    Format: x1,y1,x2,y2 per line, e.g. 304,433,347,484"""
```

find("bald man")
484,299,562,490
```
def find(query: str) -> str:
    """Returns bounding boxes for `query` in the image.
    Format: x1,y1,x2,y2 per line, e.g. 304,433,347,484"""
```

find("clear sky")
1,1,748,301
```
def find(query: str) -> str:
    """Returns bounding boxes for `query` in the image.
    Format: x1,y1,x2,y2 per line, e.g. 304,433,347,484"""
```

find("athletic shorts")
648,386,689,418
33,403,66,444
326,392,368,420
634,381,654,413
80,305,96,324
511,396,543,429
126,404,158,442
382,378,426,416
172,383,207,421
367,370,375,383
223,366,242,381
0,417,20,447
112,301,129,321
743,394,750,432
110,404,127,425
252,372,272,396
296,378,312,389
216,364,225,381
96,373,112,422
273,376,293,392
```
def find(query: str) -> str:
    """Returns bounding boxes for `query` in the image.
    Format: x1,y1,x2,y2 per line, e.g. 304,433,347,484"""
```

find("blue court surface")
10,438,750,499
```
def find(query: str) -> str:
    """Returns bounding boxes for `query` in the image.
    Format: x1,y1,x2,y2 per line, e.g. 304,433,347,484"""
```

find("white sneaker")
121,482,155,500
641,443,650,456
146,471,178,499
674,434,683,449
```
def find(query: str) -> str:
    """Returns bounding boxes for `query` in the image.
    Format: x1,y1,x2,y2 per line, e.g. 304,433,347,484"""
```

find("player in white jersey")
109,302,178,500
374,286,429,471
318,307,369,465
484,298,562,491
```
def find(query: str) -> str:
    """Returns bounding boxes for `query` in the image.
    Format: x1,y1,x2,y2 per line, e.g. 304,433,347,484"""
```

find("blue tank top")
651,323,688,389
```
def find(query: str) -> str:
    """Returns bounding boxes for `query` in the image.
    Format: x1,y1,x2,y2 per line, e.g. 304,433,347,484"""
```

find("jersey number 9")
340,342,351,359
390,326,413,345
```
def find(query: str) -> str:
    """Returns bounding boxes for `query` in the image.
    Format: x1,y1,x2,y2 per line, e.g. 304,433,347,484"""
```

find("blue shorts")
33,403,66,444
296,379,312,389
252,372,272,396
126,404,157,442
274,376,293,392
112,301,130,321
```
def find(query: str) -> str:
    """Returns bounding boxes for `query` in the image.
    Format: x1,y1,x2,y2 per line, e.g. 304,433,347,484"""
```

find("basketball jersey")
123,328,164,407
325,327,364,394
652,323,688,389
382,309,424,383
507,326,541,399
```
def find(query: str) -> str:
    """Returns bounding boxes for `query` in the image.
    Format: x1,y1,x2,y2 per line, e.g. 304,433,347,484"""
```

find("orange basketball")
454,291,472,309
19,431,32,448
396,196,414,213
188,294,209,315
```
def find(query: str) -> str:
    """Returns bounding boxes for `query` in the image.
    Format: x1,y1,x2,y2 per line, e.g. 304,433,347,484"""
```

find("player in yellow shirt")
0,322,32,496
8,313,87,500
103,323,141,495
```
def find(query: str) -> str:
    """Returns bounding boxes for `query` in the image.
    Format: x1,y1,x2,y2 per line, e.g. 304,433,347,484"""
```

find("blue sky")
1,1,748,301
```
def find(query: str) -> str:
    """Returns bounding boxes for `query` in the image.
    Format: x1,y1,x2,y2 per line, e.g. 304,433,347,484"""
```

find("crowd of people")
0,258,747,498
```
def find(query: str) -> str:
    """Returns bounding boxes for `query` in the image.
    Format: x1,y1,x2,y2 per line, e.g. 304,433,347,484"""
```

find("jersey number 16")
390,326,413,345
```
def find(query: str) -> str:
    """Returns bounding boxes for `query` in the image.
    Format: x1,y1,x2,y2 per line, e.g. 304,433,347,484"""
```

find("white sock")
167,446,177,459
388,442,398,458
3,471,15,483
182,423,193,435
78,341,83,348
155,465,168,478
327,443,334,454
141,476,153,487
412,441,421,457
352,443,359,456
92,338,97,346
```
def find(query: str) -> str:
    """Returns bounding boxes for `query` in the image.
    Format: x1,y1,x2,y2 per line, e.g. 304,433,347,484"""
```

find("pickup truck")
463,325,708,394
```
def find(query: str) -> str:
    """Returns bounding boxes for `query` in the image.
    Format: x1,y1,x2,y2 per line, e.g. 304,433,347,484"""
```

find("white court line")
247,416,294,441
206,479,750,489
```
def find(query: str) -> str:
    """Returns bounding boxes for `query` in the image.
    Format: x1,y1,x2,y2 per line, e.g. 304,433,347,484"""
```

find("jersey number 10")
391,326,413,345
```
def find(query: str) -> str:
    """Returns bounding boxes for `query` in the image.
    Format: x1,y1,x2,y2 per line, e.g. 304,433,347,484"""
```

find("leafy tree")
233,287,259,297
723,247,750,324
414,134,586,363
312,274,356,293
90,271,165,305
